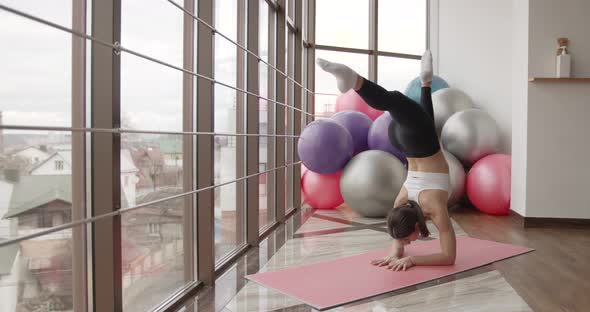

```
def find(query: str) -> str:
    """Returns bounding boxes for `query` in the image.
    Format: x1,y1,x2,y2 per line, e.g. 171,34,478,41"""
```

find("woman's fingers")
378,260,391,267
371,259,384,265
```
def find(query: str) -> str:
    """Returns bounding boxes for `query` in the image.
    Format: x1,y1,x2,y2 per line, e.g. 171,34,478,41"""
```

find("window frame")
311,0,430,84
0,0,313,310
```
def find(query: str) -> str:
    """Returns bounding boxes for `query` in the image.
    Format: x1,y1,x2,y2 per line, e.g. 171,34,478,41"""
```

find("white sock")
316,58,359,93
420,50,433,85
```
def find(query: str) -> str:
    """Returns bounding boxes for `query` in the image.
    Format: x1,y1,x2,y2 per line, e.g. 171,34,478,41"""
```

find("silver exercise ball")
443,150,466,207
433,88,475,136
340,150,407,218
441,109,501,166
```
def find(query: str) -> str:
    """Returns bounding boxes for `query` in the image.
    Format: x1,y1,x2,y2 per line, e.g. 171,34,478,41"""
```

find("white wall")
525,0,590,218
510,0,529,216
437,0,513,153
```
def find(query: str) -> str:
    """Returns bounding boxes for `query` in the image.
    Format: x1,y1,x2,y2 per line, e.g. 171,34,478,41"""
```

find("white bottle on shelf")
556,47,571,78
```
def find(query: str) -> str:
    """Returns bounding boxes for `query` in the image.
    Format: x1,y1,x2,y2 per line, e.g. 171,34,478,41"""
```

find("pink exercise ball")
301,164,309,178
301,170,343,209
335,89,383,120
466,154,511,215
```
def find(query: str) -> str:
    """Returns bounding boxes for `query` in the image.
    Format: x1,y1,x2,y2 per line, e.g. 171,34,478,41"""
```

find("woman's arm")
410,205,456,266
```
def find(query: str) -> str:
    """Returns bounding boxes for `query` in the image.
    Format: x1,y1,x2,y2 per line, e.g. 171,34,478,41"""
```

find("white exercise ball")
340,150,407,218
433,88,475,136
441,109,501,166
443,150,466,207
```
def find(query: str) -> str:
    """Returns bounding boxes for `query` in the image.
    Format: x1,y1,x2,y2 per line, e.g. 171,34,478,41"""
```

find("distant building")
0,111,4,155
2,175,71,237
12,146,50,166
0,179,13,238
120,149,140,207
29,150,72,176
132,147,164,190
0,175,73,311
16,238,72,311
48,143,71,151
0,239,18,312
159,139,183,168
27,149,140,207
122,187,183,247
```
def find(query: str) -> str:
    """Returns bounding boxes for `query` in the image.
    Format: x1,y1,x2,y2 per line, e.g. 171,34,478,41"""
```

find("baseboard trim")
524,217,590,228
508,210,525,227
509,210,590,228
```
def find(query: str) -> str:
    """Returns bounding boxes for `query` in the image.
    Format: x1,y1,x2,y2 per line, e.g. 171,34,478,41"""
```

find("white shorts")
403,171,450,204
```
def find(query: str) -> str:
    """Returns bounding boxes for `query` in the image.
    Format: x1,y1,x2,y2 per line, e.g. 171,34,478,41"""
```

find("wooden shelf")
529,77,590,82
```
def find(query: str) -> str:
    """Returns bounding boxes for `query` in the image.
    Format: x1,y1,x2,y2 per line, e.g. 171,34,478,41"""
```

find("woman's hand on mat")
370,255,399,267
388,256,415,271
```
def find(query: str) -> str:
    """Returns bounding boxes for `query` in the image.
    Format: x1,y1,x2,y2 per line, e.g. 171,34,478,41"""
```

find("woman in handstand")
317,51,456,271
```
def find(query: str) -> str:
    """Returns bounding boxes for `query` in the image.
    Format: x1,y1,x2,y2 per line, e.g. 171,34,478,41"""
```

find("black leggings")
356,78,440,158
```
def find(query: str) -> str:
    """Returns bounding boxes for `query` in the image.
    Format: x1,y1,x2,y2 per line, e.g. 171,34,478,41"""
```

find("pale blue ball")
404,75,450,103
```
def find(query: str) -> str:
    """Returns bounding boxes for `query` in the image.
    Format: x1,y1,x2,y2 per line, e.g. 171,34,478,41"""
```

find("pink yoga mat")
246,236,533,310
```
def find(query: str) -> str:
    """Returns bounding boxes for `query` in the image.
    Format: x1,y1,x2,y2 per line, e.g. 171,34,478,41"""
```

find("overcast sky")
0,0,426,132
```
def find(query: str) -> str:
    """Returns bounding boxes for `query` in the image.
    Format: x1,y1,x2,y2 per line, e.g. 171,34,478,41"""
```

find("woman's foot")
420,50,433,87
316,58,360,93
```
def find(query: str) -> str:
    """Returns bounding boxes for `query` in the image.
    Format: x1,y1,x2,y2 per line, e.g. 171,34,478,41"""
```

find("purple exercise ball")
331,110,373,155
367,113,407,164
298,119,354,174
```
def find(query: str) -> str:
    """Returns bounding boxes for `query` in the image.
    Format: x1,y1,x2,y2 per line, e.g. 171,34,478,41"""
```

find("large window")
259,0,277,231
120,1,187,309
314,0,428,116
0,0,311,310
0,1,75,311
213,0,246,263
378,0,427,55
315,0,370,49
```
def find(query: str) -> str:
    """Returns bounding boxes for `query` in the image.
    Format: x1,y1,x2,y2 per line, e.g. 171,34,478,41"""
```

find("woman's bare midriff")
406,149,449,174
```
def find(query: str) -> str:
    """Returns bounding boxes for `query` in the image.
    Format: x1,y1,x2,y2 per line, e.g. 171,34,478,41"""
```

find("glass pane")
302,0,308,42
316,0,369,49
260,0,269,63
120,1,186,308
214,0,244,262
0,0,71,26
121,56,183,132
121,197,185,312
285,33,295,214
215,0,238,42
214,181,244,262
0,1,72,127
121,0,183,132
377,56,421,93
288,0,295,20
0,229,74,312
313,94,338,120
259,63,274,230
0,132,73,310
120,134,183,207
314,50,369,94
121,0,183,66
378,0,427,55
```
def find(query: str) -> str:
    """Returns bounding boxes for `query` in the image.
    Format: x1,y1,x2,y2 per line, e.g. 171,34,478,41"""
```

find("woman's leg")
317,58,423,123
419,51,435,120
420,86,434,120
356,78,422,121
316,58,363,93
